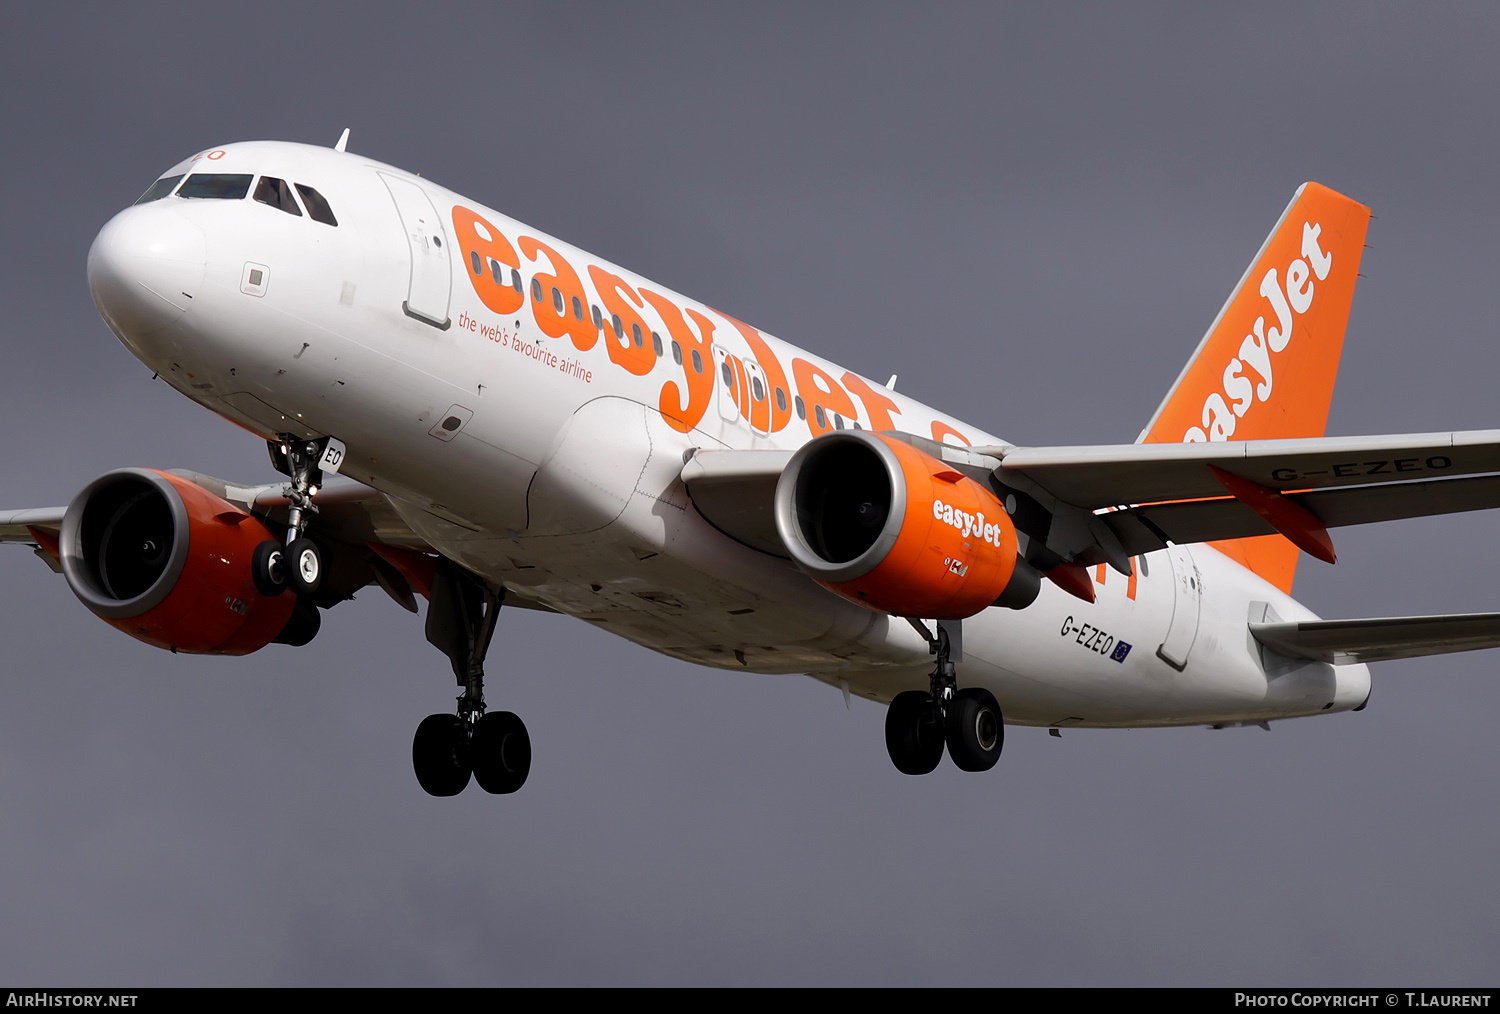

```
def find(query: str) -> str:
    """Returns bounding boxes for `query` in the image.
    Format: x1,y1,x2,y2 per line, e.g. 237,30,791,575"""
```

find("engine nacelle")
774,431,1040,619
59,468,298,655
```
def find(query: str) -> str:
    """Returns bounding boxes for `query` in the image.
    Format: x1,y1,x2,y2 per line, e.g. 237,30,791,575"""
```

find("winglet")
334,128,351,153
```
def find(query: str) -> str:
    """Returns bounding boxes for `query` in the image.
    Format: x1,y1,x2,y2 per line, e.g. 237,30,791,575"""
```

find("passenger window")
631,322,643,347
294,184,338,226
611,313,624,340
691,349,703,374
469,251,482,275
134,175,184,204
531,278,543,302
511,269,523,294
775,387,787,412
490,259,505,284
721,360,733,385
572,295,584,321
178,174,253,200
672,341,683,366
795,396,807,420
752,376,765,401
551,287,564,314
652,331,664,357
253,176,302,216
815,406,828,429
591,305,603,329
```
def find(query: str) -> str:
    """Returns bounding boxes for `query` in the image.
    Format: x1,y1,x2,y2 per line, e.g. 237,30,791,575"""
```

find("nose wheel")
413,559,531,797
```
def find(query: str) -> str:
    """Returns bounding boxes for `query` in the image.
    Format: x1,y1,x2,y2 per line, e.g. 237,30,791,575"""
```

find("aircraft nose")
88,206,206,339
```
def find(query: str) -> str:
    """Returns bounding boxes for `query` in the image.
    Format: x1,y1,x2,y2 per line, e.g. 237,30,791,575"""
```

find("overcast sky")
1,3,1498,986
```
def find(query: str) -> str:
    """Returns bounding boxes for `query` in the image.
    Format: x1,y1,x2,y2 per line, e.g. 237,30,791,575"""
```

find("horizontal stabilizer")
1250,612,1500,665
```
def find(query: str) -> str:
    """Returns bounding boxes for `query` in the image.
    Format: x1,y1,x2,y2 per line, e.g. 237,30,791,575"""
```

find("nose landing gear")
268,435,326,596
412,558,532,797
886,620,1004,775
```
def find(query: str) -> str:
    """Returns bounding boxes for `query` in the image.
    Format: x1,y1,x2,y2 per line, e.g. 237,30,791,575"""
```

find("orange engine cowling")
58,468,298,655
774,431,1041,619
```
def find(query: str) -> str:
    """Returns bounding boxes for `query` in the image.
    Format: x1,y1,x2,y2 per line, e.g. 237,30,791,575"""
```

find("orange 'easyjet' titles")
451,207,523,316
843,372,902,432
716,311,792,433
931,421,971,446
519,236,599,352
792,358,859,435
588,265,657,377
643,288,717,433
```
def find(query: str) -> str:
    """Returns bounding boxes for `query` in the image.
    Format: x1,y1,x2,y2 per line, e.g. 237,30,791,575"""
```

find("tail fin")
1139,182,1372,593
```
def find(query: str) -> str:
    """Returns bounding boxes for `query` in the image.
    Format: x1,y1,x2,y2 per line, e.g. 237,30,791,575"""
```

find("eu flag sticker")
1110,641,1132,663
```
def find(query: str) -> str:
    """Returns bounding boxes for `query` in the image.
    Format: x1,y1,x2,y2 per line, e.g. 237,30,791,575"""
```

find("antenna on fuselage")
334,127,350,153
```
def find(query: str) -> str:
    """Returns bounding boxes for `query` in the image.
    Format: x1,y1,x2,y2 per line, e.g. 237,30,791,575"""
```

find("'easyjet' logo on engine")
932,498,1005,548
1184,222,1332,443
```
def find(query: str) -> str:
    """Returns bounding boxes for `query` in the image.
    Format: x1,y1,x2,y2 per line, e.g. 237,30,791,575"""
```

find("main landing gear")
411,558,532,796
885,620,1003,775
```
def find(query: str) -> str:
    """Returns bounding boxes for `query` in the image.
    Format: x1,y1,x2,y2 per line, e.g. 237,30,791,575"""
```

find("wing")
990,430,1500,508
681,430,1500,572
679,449,792,556
0,471,554,616
1251,613,1500,665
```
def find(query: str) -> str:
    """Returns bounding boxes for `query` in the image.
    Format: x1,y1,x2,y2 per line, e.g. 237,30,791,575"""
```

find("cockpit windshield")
133,175,184,205
177,174,253,200
253,176,302,216
294,184,338,226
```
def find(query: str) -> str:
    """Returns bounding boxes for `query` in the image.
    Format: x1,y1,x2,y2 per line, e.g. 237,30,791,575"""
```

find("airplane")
7,132,1500,797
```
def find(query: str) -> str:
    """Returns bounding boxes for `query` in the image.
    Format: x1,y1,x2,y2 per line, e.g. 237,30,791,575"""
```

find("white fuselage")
86,141,1371,728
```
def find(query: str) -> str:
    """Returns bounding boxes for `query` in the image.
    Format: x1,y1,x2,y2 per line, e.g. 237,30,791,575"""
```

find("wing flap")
1251,613,1500,665
1104,472,1500,556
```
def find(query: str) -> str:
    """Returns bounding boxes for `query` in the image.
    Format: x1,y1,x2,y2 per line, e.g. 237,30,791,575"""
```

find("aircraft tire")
251,540,287,597
285,538,322,596
413,714,471,796
945,688,1003,772
885,691,944,775
471,711,531,794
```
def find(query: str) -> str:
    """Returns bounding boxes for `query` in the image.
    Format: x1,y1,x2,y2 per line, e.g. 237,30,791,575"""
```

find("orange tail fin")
1139,182,1371,593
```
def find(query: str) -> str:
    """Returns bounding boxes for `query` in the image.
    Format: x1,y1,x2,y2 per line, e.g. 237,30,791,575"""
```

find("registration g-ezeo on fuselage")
11,135,1500,794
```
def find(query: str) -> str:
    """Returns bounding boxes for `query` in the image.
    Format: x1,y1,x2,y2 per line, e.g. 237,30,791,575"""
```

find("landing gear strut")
885,620,1004,775
412,559,531,796
264,435,325,596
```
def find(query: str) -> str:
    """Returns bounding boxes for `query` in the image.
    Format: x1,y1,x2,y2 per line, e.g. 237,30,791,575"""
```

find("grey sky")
1,3,1497,985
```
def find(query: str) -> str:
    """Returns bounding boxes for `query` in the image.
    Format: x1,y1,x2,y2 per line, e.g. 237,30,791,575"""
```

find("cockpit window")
134,175,184,205
178,174,253,200
253,176,303,216
294,184,338,226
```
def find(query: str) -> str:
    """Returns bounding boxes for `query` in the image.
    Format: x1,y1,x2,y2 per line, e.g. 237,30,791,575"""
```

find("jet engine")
58,468,302,654
774,431,1040,618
